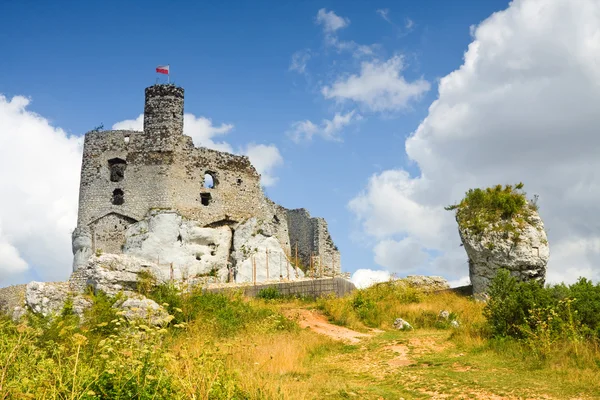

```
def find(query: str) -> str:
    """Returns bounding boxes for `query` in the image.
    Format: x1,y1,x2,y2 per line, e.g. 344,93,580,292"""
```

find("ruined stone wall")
286,209,342,275
312,218,342,276
74,84,340,277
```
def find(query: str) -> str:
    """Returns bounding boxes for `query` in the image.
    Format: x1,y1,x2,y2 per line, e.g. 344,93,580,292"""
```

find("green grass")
2,278,600,399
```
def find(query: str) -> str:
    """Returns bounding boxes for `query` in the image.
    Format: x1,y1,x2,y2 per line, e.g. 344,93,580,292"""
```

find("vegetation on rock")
445,183,540,238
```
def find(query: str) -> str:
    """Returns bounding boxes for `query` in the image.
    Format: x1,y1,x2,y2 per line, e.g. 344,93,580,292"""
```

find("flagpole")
168,64,170,84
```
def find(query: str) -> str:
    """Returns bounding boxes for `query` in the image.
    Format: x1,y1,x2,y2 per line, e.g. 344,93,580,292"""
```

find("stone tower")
143,85,184,145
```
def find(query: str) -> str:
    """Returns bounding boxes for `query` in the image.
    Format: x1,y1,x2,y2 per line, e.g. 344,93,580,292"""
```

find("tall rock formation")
448,184,549,294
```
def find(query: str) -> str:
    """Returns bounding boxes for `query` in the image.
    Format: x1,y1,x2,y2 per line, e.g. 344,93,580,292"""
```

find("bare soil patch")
284,308,371,343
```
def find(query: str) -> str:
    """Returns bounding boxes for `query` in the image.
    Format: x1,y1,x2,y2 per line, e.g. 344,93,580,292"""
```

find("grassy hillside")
1,275,599,399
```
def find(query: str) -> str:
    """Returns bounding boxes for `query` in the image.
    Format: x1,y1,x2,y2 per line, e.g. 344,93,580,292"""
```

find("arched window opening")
200,192,212,206
108,158,127,182
203,171,217,189
112,189,124,205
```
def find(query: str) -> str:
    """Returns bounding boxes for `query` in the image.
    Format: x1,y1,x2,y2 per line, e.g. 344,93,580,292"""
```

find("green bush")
484,269,600,343
256,287,282,300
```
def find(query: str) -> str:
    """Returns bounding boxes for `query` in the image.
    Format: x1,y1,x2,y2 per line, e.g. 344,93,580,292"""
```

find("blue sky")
5,0,600,288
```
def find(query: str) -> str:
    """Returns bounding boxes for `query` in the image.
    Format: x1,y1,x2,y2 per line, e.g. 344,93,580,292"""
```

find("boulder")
24,281,91,319
115,296,172,326
393,318,413,330
404,276,449,291
459,212,549,294
439,310,450,320
75,254,158,296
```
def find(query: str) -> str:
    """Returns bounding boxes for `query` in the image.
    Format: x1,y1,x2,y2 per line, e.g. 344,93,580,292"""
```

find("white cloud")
374,238,430,273
183,115,234,153
289,50,311,74
314,9,378,58
351,269,391,288
376,9,391,23
322,55,430,112
242,143,283,187
112,114,234,152
112,114,143,131
288,110,361,143
315,8,349,33
0,95,83,282
349,0,600,284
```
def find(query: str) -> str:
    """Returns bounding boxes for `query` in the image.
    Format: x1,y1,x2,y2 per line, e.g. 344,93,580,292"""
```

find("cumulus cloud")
0,95,83,282
351,269,391,288
315,8,349,33
314,9,378,58
242,143,283,187
112,114,234,152
322,55,430,112
349,0,600,284
111,114,143,131
287,110,361,143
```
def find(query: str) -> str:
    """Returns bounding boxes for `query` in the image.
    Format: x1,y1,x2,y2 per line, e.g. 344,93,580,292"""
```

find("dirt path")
284,308,371,343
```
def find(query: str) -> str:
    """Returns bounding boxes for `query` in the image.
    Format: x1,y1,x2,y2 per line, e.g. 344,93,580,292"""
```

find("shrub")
445,183,538,237
484,269,600,343
256,287,282,300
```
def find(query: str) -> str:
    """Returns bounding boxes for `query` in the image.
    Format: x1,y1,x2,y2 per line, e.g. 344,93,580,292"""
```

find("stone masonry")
71,84,342,281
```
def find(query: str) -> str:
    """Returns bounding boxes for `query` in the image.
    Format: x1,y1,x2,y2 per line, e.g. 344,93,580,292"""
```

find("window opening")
203,171,217,188
200,192,212,206
108,158,127,182
112,189,124,205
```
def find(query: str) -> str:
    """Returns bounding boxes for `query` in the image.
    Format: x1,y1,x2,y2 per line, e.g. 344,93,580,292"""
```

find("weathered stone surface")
393,318,413,330
75,254,159,296
115,296,171,326
459,212,549,294
233,217,305,283
24,281,91,319
403,275,450,291
124,212,231,281
72,226,93,271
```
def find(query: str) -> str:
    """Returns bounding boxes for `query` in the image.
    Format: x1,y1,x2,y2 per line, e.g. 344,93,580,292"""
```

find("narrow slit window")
200,192,212,206
112,189,124,205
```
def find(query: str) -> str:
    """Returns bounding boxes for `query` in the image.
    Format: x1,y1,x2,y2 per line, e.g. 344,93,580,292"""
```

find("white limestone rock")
72,226,93,271
115,296,172,326
459,212,549,294
24,281,91,318
404,275,449,291
123,212,232,281
233,217,304,283
393,318,413,330
77,254,159,296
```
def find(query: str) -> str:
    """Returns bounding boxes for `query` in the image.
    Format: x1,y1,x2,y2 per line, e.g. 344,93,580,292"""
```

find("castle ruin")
71,84,341,283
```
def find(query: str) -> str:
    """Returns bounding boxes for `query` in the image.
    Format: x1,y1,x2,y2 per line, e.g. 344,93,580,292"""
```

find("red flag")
156,65,169,74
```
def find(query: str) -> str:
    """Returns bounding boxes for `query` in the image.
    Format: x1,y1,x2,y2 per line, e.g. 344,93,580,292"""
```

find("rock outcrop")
459,211,549,294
